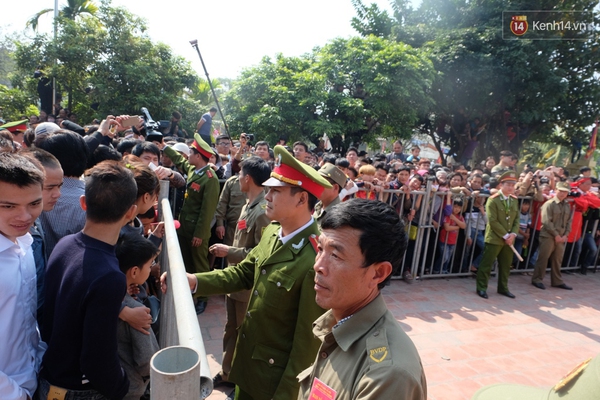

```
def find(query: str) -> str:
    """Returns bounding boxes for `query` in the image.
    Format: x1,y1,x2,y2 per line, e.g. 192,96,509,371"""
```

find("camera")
244,133,255,142
141,107,164,143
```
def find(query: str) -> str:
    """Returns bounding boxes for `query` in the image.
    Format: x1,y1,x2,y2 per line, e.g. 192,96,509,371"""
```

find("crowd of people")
0,108,597,400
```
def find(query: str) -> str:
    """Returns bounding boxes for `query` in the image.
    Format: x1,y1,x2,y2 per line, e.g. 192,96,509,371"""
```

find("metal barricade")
357,184,600,279
155,180,213,398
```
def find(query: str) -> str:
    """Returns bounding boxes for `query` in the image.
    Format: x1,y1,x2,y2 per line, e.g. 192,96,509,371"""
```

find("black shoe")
213,373,235,388
195,300,207,315
580,267,588,275
498,291,516,298
403,270,414,284
532,281,546,290
225,388,236,400
476,290,488,299
553,283,573,290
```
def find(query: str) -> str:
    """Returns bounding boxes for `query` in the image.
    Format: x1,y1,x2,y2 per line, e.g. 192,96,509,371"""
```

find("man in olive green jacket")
532,181,573,290
313,163,346,223
476,171,520,299
162,134,219,313
208,157,271,388
298,199,426,400
163,146,332,400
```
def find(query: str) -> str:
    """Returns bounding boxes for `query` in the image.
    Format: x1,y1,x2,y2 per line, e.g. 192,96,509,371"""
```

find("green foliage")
0,84,38,121
27,0,99,31
352,0,600,163
89,5,197,118
225,37,434,152
13,1,200,125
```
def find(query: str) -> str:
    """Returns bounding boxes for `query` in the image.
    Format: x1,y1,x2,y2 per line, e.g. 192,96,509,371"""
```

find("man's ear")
79,195,87,211
371,261,393,288
296,190,308,207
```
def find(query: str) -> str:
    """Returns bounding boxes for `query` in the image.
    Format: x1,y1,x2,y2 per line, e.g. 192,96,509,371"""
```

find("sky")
2,0,402,80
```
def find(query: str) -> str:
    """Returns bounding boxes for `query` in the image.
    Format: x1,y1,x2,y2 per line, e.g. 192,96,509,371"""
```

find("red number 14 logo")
511,15,528,36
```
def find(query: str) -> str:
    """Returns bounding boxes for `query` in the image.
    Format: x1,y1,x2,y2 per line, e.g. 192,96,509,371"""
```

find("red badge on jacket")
190,182,201,191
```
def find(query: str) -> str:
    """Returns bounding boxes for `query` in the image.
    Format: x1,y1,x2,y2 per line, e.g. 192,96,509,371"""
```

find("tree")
316,36,435,149
352,0,600,164
89,6,197,118
13,1,199,124
27,0,99,31
225,37,434,152
225,54,327,145
0,85,38,122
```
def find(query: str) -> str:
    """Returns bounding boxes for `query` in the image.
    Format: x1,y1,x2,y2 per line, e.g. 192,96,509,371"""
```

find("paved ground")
198,270,600,400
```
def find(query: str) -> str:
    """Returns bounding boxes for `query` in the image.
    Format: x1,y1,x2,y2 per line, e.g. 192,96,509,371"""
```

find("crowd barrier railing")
357,184,600,280
154,180,213,398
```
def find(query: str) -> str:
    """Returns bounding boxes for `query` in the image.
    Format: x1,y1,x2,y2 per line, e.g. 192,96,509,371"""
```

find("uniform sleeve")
194,249,257,296
81,271,129,400
164,146,192,176
510,202,520,235
564,203,573,237
226,213,270,265
215,180,232,228
354,367,426,400
273,268,325,400
193,177,220,240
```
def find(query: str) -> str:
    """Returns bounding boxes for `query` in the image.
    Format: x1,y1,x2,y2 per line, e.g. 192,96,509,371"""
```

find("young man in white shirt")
0,152,47,400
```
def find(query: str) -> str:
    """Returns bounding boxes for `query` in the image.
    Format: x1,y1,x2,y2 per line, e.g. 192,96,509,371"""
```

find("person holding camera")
230,133,256,175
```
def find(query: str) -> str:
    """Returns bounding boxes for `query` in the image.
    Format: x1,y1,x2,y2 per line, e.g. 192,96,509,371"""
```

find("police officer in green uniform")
476,171,520,299
163,146,332,400
162,133,219,313
298,199,427,399
312,163,346,223
208,157,272,390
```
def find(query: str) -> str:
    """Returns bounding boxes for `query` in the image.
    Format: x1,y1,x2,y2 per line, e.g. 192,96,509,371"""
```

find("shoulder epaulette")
207,169,214,179
309,234,319,253
510,194,518,199
489,193,500,199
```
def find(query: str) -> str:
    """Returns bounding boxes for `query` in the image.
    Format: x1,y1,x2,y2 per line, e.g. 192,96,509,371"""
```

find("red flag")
585,119,599,159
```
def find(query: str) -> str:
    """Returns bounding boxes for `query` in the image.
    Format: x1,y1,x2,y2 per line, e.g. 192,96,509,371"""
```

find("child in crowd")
356,164,379,200
434,198,466,274
116,232,160,400
514,199,532,267
406,145,421,163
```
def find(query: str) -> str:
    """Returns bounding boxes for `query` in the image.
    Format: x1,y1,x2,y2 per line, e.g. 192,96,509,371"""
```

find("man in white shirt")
0,152,47,400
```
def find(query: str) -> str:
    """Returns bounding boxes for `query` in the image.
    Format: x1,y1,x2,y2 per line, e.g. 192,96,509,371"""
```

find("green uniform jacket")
227,191,270,302
164,146,219,240
216,176,247,246
540,196,572,238
195,220,325,400
313,196,341,222
484,193,520,245
297,295,427,400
